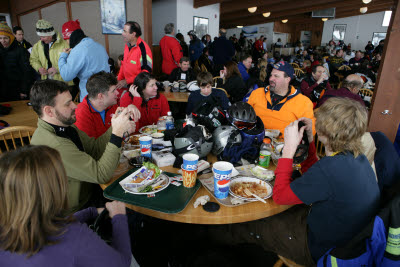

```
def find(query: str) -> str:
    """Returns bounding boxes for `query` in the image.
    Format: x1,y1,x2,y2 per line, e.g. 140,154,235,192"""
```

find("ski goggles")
231,119,256,131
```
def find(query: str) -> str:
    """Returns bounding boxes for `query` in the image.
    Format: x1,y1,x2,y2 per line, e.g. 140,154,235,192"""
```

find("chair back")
294,68,305,77
338,65,351,71
290,63,300,69
213,76,221,87
215,87,230,97
360,88,373,97
0,126,36,153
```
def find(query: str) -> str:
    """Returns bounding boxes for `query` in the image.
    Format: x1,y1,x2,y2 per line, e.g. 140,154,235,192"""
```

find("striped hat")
36,19,55,37
0,22,15,44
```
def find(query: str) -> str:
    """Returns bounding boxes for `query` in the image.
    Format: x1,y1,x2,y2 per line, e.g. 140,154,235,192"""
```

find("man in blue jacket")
58,20,110,102
187,30,203,65
238,54,252,83
211,28,235,67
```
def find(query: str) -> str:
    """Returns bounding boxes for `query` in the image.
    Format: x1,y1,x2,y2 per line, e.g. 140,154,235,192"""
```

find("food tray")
104,169,201,213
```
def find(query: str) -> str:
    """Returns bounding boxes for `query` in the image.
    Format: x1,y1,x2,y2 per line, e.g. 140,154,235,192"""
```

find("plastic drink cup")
212,161,234,199
181,165,198,188
139,136,152,158
259,151,271,168
182,153,199,171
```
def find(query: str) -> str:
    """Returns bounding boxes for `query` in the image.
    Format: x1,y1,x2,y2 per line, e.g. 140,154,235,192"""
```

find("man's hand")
129,84,141,98
62,48,72,54
111,107,135,137
282,120,306,159
106,201,126,218
127,104,141,122
38,67,48,75
20,93,28,99
47,67,58,76
116,79,127,89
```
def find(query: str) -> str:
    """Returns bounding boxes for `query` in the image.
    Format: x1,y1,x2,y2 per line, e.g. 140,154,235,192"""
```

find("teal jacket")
31,119,121,212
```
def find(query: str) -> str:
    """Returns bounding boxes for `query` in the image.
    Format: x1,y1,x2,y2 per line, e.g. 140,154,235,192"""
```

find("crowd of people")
1,18,399,267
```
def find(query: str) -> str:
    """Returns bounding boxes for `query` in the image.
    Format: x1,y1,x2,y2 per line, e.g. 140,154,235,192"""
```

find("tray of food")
119,162,164,194
229,177,273,202
139,125,158,135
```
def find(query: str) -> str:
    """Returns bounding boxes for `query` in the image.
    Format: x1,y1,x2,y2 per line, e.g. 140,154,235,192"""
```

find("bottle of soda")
259,138,272,168
157,117,166,133
165,111,175,130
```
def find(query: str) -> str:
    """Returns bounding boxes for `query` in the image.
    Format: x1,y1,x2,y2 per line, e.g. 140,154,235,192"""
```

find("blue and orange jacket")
247,86,315,136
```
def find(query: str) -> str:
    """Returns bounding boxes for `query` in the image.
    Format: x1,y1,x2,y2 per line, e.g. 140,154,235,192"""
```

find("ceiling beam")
221,0,393,23
221,5,393,28
193,0,228,8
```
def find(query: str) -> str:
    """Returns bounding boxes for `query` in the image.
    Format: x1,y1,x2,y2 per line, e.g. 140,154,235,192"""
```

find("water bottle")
259,138,272,168
165,111,175,130
157,117,166,133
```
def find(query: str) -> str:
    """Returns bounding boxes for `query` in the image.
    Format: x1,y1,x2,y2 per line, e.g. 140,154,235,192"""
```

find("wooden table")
101,156,291,225
160,92,190,102
0,100,38,127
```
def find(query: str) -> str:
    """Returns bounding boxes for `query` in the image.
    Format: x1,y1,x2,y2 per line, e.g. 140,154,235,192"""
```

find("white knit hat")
36,19,55,37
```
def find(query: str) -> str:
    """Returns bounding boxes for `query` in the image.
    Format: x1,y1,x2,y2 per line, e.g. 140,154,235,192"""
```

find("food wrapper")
194,195,210,208
119,163,162,193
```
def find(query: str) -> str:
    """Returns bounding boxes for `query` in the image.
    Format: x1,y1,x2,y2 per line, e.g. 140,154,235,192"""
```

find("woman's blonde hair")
0,145,73,256
315,97,367,157
258,58,268,82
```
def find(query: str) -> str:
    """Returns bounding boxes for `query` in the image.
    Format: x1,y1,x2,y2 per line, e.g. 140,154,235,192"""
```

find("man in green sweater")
31,79,136,212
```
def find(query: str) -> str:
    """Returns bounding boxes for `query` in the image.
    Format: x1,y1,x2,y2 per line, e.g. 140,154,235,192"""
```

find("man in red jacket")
75,71,140,138
116,21,153,90
160,23,182,75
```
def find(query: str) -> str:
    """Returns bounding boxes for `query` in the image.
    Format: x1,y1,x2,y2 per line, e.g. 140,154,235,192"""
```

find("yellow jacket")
30,31,73,85
248,86,315,137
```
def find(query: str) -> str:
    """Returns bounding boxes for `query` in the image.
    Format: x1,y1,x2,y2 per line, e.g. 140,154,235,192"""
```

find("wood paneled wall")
273,20,323,46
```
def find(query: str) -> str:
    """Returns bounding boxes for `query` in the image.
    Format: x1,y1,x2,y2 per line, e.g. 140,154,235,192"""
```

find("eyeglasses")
231,119,256,130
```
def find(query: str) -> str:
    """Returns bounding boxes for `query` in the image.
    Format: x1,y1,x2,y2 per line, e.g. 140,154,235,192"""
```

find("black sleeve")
168,68,178,83
18,47,33,95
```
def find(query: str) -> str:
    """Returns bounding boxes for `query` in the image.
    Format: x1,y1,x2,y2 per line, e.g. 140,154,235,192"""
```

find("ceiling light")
237,26,243,28
263,12,271,17
282,19,288,23
362,0,372,4
248,7,257,13
322,18,328,21
360,7,368,13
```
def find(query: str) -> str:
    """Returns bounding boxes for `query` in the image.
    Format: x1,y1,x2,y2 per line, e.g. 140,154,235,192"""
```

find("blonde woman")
0,146,134,267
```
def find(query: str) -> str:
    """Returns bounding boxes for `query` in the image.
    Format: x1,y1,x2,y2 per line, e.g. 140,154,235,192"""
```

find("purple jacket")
0,207,131,267
317,87,366,108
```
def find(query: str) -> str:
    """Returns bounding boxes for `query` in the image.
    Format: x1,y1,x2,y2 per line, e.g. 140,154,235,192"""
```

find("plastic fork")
244,188,267,203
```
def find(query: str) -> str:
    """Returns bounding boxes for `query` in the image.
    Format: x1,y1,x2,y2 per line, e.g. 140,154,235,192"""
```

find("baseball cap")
273,61,294,79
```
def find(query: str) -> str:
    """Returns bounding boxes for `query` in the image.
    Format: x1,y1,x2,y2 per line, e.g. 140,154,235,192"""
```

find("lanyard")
329,151,341,157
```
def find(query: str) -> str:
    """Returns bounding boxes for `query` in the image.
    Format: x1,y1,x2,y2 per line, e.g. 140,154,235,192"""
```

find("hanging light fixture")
282,19,288,23
237,26,243,28
362,0,372,4
263,12,271,17
322,18,328,21
248,7,257,13
360,7,368,13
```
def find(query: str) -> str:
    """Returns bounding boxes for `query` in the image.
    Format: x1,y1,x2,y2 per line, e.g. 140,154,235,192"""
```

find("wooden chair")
193,60,201,73
0,126,36,153
294,68,305,77
215,87,230,97
73,92,80,103
360,88,373,97
290,62,300,69
338,65,351,71
273,255,305,267
314,135,325,158
213,76,221,87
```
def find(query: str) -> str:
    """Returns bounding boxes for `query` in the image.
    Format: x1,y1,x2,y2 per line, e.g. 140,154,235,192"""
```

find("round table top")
101,155,291,225
0,100,38,127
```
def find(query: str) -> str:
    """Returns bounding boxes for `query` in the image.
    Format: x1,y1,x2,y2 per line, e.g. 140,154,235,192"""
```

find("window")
372,32,387,46
382,11,392,27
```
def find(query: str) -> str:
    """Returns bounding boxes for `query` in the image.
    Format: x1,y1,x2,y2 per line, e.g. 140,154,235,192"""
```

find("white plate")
139,125,158,135
229,177,273,201
121,174,170,195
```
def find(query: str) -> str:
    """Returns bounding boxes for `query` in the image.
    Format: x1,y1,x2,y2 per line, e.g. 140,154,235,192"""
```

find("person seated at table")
0,145,134,267
300,64,332,109
329,49,344,74
209,97,380,266
247,61,315,137
237,54,252,84
349,51,364,70
248,58,269,89
197,47,213,73
186,72,230,115
120,72,170,130
30,80,136,212
317,74,365,108
75,71,140,138
168,57,196,84
217,61,247,103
